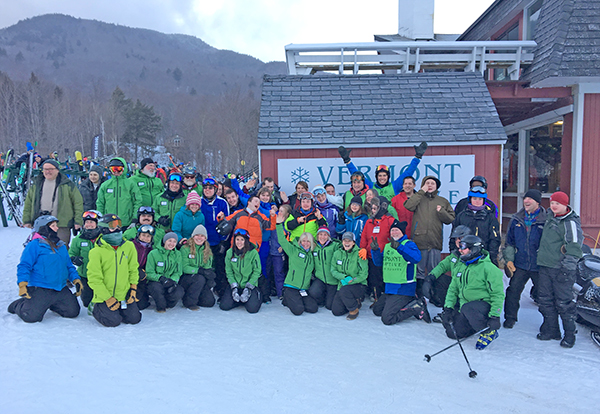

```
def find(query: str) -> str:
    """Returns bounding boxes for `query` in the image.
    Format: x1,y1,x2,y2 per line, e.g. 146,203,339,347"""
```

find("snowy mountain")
0,221,598,413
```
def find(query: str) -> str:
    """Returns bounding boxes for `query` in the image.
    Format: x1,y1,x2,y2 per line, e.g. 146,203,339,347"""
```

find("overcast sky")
0,0,496,62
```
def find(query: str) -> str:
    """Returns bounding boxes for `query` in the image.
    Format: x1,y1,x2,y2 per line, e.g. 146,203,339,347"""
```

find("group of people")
8,144,584,349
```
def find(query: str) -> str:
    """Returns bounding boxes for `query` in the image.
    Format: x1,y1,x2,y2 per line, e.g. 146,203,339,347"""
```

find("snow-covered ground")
1,222,598,414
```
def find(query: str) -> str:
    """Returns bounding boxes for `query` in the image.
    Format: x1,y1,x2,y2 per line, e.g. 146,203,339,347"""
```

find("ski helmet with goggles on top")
82,210,102,222
99,214,122,233
137,224,156,236
469,176,488,189
459,235,483,262
137,206,155,218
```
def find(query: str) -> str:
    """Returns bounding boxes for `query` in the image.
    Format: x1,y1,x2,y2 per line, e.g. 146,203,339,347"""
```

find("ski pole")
449,321,478,378
424,327,487,362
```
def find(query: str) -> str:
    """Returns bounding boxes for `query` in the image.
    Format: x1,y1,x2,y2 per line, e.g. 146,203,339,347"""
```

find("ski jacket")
343,187,368,209
96,157,142,227
69,233,99,279
132,238,153,271
153,189,187,231
537,208,583,271
360,214,396,258
403,176,455,251
503,207,547,272
444,251,504,318
146,245,183,283
336,211,368,243
201,196,230,246
17,235,80,291
330,244,368,289
287,206,327,241
346,157,420,200
277,224,315,290
87,236,139,303
455,197,499,219
315,200,340,238
223,207,275,249
430,250,462,279
172,205,206,241
312,238,342,285
453,205,501,265
23,172,84,228
123,224,165,245
180,243,213,274
224,246,261,287
79,176,106,211
391,191,414,238
372,236,421,296
128,169,164,208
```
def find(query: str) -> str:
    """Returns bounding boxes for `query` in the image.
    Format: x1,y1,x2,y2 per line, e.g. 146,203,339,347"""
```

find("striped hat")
186,191,202,206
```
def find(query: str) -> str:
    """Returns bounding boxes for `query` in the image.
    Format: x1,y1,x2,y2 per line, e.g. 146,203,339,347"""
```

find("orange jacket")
224,208,275,248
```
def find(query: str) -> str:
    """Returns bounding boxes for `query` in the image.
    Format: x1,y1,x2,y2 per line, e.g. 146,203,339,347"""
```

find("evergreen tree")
122,99,161,161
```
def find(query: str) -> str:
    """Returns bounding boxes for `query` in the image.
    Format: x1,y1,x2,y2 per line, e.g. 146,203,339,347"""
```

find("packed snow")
0,221,598,414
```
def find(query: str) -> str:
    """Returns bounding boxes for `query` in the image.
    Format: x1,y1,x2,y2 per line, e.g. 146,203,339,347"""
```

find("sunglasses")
184,175,196,179
82,211,100,220
110,166,124,173
169,174,183,182
138,224,155,235
138,206,154,215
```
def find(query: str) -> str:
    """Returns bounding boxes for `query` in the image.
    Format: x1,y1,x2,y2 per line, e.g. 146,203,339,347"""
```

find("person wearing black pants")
308,279,338,310
92,298,141,327
220,283,262,313
442,300,491,339
331,284,366,317
9,286,80,323
282,287,318,315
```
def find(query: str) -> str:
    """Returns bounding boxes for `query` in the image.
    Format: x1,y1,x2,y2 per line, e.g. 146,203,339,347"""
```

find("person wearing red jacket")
391,176,417,238
360,196,396,303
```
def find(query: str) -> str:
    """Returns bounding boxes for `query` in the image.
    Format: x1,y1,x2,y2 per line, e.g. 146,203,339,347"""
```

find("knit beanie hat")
191,225,208,238
41,159,60,170
390,220,408,235
524,189,542,204
186,191,202,206
163,232,178,245
140,158,155,170
316,226,330,236
550,191,569,207
90,165,104,176
350,196,363,206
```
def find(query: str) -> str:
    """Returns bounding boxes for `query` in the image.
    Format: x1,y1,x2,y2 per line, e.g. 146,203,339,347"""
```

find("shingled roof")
258,72,507,147
523,0,600,86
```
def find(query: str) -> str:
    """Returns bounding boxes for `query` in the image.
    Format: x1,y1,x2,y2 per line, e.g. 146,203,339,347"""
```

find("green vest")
382,240,414,285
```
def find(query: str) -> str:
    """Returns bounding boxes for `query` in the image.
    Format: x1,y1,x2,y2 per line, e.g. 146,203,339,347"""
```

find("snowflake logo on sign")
291,167,309,184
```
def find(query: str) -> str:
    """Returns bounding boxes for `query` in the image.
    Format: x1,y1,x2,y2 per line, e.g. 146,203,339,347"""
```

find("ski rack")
0,179,23,227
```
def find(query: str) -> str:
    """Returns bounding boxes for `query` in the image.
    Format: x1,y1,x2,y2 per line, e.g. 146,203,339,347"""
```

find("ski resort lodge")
257,0,600,245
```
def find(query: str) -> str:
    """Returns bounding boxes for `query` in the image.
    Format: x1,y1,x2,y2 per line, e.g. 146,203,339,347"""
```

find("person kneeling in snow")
146,232,184,312
371,220,430,325
441,235,504,349
331,232,368,320
220,229,262,313
87,214,141,327
8,215,82,323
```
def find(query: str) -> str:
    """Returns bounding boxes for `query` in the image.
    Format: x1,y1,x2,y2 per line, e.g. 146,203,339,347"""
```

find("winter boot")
560,332,576,348
346,309,359,320
592,330,600,348
416,298,432,323
432,313,443,324
7,299,22,314
538,316,561,340
476,329,499,350
503,318,516,329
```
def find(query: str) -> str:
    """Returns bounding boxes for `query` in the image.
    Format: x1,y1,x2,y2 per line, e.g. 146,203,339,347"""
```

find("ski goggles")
168,174,183,182
100,218,122,229
299,192,314,201
138,206,154,215
137,224,156,235
376,165,389,173
468,186,487,198
459,242,469,250
82,211,100,220
233,228,249,237
203,177,217,186
313,188,326,195
109,166,124,173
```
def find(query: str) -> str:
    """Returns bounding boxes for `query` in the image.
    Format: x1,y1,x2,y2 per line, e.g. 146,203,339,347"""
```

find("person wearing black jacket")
79,165,106,211
452,186,500,266
454,176,498,219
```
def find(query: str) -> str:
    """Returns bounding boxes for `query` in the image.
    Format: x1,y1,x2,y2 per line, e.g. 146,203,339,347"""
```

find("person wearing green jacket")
220,228,262,313
68,210,102,307
153,172,187,232
123,206,166,243
286,192,327,241
87,214,141,327
128,158,164,208
146,232,184,312
308,226,341,311
96,157,142,228
441,235,504,350
276,219,318,316
179,225,217,309
22,159,84,246
331,232,368,320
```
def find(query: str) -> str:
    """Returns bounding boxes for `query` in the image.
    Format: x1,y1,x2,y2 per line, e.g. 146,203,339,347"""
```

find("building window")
503,133,519,193
493,24,520,80
528,121,562,193
525,0,543,40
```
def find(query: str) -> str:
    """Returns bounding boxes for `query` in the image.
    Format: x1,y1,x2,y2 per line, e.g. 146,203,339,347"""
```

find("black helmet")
109,158,125,168
470,175,488,189
99,214,122,234
137,206,155,218
451,225,472,239
216,219,233,236
459,235,483,262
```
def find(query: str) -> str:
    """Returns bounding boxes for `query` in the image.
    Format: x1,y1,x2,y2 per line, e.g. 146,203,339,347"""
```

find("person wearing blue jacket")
172,191,205,241
371,220,429,325
336,196,368,242
8,215,82,322
502,189,547,329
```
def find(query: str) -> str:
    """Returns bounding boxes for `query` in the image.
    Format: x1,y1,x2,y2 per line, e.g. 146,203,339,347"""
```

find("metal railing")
285,41,536,79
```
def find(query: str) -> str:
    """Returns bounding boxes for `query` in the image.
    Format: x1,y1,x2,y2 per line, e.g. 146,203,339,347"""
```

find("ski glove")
159,276,176,291
338,146,352,164
358,248,367,261
487,316,501,331
414,141,428,159
231,283,240,302
71,256,84,267
157,215,170,227
73,279,84,297
421,274,436,300
441,307,456,324
18,281,31,299
340,276,353,286
389,238,400,250
240,288,251,303
370,236,379,251
127,285,139,304
105,297,120,311
338,213,346,225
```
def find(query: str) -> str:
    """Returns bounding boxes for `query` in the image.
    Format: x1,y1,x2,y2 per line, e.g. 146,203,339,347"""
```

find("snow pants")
137,279,150,310
269,254,285,297
372,294,417,325
442,300,491,339
367,258,384,300
332,284,365,316
79,277,94,308
179,272,216,308
147,281,185,311
504,267,539,322
219,284,261,313
430,274,451,308
537,266,577,337
282,286,318,315
211,244,228,297
92,301,141,327
308,278,338,310
8,286,80,323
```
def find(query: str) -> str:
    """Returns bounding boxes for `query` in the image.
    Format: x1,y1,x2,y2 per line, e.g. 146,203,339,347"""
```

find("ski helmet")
82,210,102,223
33,215,58,233
137,206,155,219
137,224,156,237
459,235,483,262
109,158,125,168
451,225,472,240
182,166,196,176
375,164,390,179
469,176,488,189
99,214,122,234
